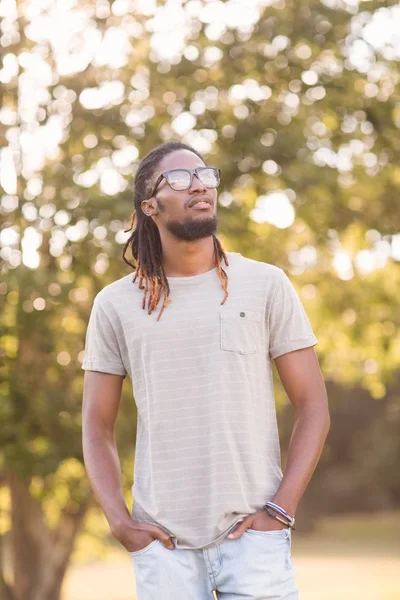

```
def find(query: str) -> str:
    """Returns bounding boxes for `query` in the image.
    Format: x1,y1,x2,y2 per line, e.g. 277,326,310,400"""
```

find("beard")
166,214,218,241
154,197,218,241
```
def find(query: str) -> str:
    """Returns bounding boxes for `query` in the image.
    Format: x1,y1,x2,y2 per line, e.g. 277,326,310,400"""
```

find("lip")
188,196,212,208
190,202,212,210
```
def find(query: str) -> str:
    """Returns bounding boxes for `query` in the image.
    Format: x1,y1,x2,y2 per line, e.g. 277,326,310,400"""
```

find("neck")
160,236,217,278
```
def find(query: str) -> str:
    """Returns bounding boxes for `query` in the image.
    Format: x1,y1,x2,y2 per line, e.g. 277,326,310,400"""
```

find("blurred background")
1,0,400,599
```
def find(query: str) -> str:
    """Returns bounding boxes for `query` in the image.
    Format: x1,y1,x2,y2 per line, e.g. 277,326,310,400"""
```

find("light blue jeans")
129,527,299,599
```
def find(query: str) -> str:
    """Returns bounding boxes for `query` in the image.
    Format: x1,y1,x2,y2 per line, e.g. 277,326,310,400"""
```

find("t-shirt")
82,251,318,550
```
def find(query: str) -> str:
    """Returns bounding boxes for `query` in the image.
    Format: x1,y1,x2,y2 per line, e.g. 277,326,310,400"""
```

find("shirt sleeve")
268,268,318,360
81,296,127,378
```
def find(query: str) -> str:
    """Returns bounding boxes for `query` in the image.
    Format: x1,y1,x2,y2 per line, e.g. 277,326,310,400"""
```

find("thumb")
147,525,175,550
227,519,251,540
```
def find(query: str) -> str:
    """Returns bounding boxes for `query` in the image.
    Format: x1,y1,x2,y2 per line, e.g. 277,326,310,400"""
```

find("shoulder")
93,273,137,311
233,253,284,283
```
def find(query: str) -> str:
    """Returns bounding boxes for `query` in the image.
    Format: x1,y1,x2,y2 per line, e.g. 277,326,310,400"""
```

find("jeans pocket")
246,528,287,535
245,528,292,570
129,539,160,557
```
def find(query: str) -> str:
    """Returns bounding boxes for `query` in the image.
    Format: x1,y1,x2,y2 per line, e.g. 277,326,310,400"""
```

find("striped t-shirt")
82,251,318,550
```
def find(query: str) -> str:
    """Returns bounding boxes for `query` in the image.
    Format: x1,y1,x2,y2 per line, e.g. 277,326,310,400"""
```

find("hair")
122,141,229,321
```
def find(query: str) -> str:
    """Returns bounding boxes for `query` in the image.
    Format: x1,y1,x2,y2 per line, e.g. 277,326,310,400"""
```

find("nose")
189,172,206,193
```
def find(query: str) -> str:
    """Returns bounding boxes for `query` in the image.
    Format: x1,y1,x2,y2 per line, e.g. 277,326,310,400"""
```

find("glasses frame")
147,167,221,199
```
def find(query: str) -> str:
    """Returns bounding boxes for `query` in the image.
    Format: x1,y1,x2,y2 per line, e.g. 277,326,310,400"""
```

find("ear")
141,199,158,217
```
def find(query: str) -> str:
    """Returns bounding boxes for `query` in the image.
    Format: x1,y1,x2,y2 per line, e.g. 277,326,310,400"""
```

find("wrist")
108,513,135,538
271,496,297,516
264,501,296,530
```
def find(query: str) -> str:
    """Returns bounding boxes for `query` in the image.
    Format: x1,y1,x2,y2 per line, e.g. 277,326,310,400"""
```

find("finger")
146,525,175,550
227,519,251,539
161,536,175,550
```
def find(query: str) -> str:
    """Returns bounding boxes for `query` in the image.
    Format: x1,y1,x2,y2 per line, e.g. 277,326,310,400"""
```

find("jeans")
129,527,299,599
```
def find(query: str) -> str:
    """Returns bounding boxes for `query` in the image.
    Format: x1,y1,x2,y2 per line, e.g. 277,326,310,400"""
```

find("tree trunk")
6,472,90,600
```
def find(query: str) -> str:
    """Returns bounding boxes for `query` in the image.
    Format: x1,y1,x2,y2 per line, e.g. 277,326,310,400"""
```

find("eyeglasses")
147,167,220,198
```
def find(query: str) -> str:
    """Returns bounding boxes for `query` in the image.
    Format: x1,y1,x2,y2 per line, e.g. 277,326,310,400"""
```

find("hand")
227,509,287,540
111,518,175,552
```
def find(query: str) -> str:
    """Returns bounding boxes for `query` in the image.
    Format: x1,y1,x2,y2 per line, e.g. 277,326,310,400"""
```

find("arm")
228,268,328,538
82,371,174,551
266,269,330,515
271,345,330,516
228,346,329,538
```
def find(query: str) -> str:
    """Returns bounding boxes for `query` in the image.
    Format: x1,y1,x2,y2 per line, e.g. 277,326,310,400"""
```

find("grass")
291,511,400,600
292,510,400,556
63,511,400,600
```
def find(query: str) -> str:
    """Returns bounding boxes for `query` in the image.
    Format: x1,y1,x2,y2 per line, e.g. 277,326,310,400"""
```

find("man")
82,141,330,599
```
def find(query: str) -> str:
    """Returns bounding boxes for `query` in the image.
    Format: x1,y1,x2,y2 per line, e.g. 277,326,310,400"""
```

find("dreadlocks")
122,142,229,321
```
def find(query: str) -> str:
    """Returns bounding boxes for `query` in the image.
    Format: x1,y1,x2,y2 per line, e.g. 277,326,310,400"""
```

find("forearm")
272,401,331,516
82,427,132,531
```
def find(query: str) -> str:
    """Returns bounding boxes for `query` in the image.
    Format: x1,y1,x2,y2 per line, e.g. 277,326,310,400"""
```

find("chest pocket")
220,309,262,354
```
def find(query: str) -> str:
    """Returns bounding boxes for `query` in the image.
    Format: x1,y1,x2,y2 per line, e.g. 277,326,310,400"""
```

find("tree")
1,0,399,596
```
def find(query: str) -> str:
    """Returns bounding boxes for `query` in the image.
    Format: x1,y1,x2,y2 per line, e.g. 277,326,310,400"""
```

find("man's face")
141,149,218,242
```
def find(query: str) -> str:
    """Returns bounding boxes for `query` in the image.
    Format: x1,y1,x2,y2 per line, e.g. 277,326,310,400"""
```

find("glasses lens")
167,170,191,190
198,168,219,188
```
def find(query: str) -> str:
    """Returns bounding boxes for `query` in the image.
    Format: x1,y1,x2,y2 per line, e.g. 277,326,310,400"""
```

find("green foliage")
0,0,399,563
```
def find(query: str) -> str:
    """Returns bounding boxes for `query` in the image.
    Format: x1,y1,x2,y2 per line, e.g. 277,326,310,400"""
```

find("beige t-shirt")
82,251,318,549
